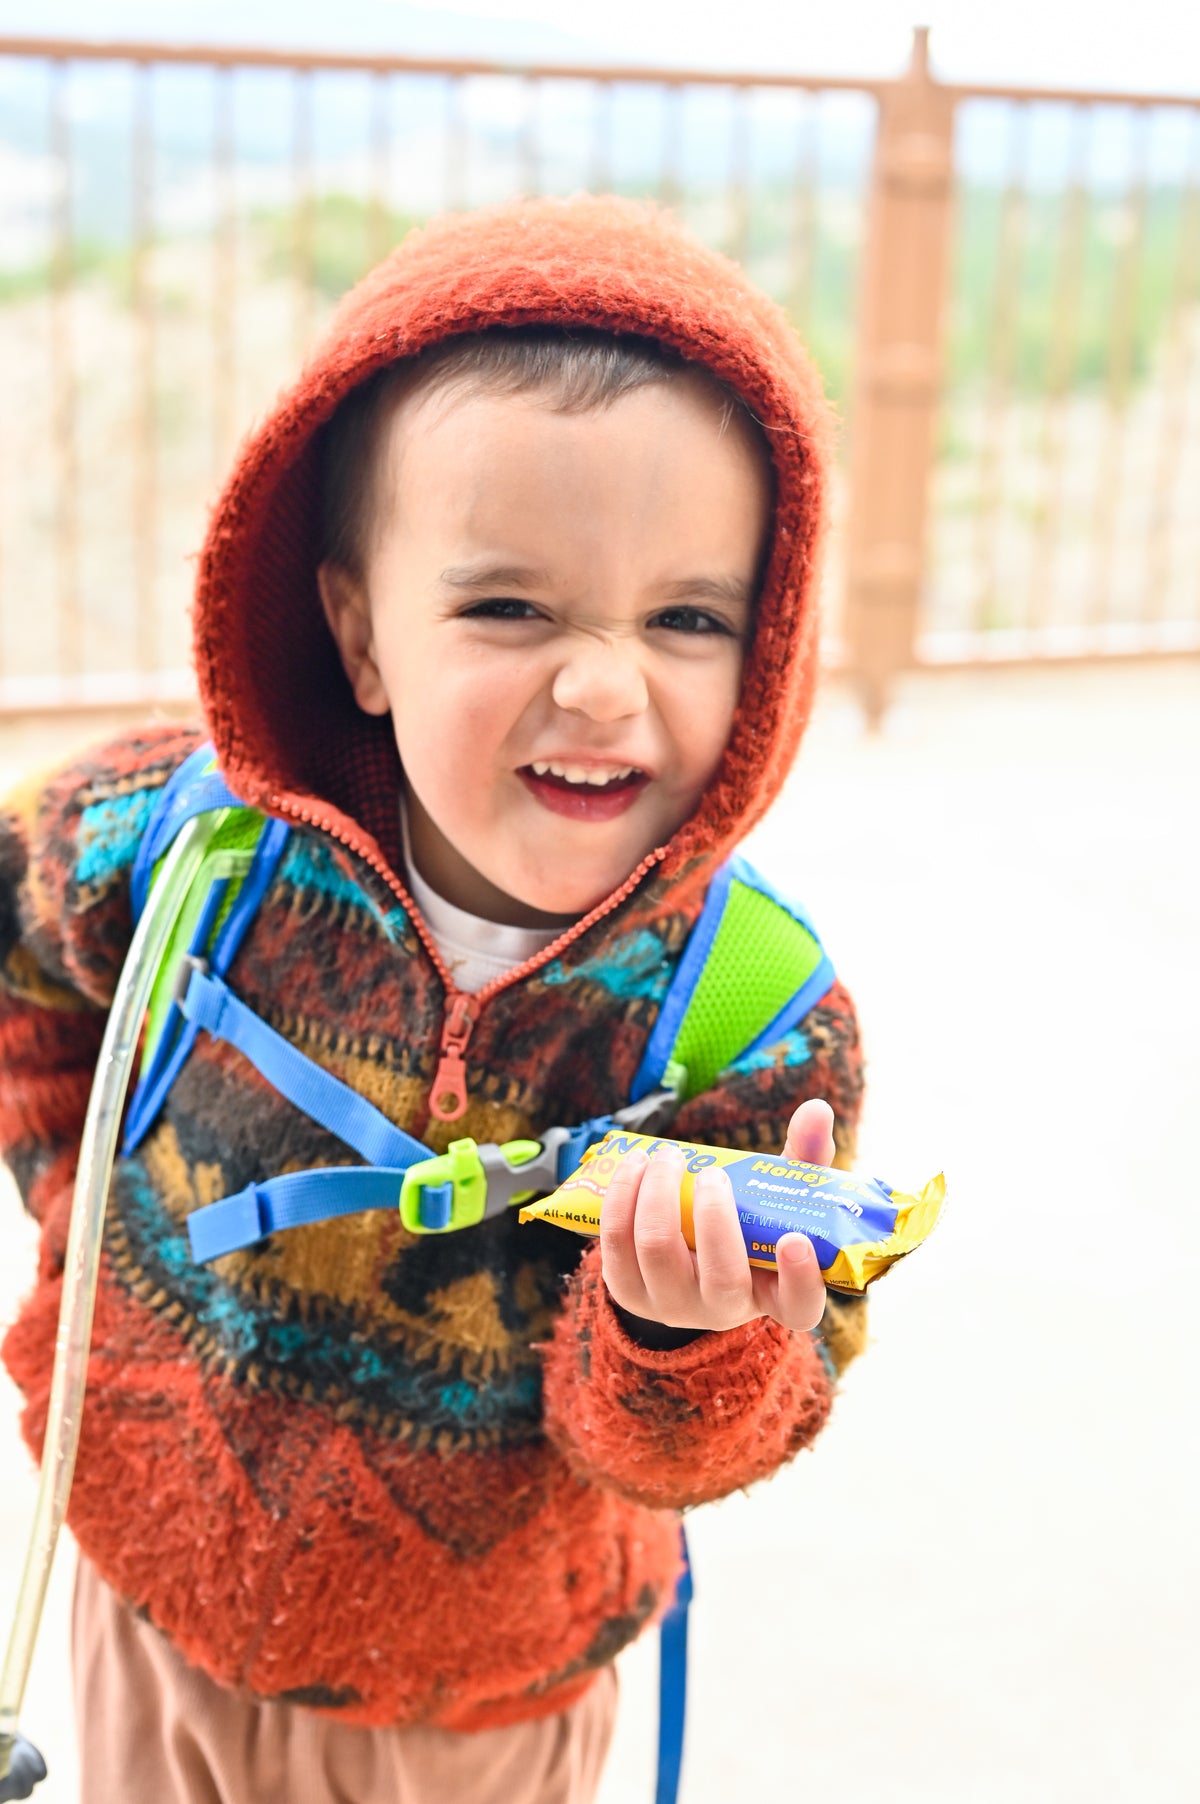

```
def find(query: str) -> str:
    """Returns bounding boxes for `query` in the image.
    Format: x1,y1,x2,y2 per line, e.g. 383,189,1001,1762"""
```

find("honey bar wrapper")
518,1129,945,1294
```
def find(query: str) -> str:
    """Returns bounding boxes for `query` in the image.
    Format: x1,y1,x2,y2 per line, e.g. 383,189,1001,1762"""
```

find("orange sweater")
0,197,865,1731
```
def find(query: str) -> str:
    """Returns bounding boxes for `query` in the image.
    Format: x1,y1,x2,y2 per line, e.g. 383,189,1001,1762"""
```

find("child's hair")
319,326,769,580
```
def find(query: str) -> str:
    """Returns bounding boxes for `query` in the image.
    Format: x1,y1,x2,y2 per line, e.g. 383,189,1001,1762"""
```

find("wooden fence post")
842,27,956,724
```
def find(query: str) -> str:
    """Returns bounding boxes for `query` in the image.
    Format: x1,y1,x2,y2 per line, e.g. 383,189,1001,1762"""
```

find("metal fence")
0,28,1197,719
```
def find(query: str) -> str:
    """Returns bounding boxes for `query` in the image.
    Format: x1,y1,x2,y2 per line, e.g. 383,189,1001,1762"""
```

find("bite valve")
0,1735,47,1801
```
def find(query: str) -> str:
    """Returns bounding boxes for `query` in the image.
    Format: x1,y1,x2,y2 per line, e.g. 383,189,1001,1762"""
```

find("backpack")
0,743,835,1804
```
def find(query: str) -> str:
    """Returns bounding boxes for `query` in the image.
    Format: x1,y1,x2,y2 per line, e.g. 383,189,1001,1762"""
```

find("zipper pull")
429,990,478,1121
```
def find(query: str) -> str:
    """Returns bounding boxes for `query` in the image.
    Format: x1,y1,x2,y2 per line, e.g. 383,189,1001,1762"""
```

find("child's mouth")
518,761,648,821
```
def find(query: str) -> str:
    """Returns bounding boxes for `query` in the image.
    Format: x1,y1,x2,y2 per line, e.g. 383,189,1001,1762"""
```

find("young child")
0,196,866,1803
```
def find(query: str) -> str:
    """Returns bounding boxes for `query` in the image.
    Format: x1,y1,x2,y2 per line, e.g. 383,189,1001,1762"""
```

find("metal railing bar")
292,68,315,362
1143,114,1200,624
917,619,1200,666
589,79,612,193
944,80,1200,112
212,66,236,485
971,102,1030,634
1028,107,1092,633
131,60,158,673
0,37,887,93
444,76,466,213
49,60,80,679
0,669,197,716
1087,106,1150,628
728,84,751,268
520,76,540,197
788,91,820,334
658,83,682,211
368,71,393,267
5,38,1200,110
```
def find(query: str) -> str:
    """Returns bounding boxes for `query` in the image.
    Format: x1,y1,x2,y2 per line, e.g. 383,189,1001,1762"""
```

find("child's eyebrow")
657,576,752,610
438,565,752,610
437,561,552,592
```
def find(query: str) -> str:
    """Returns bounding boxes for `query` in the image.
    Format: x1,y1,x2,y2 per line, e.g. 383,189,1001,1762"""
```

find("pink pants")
72,1560,617,1804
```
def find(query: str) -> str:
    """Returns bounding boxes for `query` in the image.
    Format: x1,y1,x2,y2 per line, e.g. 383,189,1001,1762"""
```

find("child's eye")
460,598,542,621
650,606,735,636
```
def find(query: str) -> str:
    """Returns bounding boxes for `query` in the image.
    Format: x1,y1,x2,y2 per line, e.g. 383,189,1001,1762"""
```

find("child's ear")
316,561,389,715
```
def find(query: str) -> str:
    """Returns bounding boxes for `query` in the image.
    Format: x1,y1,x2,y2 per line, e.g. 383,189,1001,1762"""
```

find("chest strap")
178,955,677,1261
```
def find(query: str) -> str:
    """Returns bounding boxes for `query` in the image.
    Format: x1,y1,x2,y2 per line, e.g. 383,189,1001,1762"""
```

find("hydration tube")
0,813,227,1799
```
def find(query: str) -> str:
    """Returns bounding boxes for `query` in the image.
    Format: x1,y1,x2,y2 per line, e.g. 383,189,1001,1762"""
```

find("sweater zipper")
268,793,665,1123
430,988,477,1121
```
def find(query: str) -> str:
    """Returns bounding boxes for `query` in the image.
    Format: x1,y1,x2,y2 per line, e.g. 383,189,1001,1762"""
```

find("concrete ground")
1,660,1197,1802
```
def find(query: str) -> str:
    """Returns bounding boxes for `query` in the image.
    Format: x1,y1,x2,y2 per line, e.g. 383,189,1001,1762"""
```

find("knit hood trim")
193,195,835,889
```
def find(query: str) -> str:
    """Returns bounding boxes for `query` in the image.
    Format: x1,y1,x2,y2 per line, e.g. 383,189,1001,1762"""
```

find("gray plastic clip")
477,1087,680,1222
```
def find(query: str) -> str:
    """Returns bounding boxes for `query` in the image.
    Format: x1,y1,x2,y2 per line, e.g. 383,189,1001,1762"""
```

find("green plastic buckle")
398,1137,544,1234
399,1139,487,1234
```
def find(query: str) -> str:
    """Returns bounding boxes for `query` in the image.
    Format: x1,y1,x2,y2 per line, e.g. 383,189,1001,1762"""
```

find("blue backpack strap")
187,1166,415,1263
124,747,440,1241
179,965,431,1170
656,1523,693,1804
124,747,293,1153
130,742,244,921
630,854,835,1104
123,817,293,1152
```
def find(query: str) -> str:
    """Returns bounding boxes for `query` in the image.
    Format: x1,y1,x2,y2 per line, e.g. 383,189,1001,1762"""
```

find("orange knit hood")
194,195,835,883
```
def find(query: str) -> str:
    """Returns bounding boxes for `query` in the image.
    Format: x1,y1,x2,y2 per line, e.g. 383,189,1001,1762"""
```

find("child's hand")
600,1099,835,1334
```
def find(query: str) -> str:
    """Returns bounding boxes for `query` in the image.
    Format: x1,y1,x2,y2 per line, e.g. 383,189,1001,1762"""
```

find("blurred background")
0,4,1197,1800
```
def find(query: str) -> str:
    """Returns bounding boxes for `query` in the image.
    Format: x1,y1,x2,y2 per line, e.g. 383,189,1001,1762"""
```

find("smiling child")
0,198,866,1803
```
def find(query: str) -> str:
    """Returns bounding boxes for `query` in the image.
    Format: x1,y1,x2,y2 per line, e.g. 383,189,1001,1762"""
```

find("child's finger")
691,1167,753,1325
599,1152,651,1310
782,1098,836,1167
771,1232,827,1331
631,1148,697,1305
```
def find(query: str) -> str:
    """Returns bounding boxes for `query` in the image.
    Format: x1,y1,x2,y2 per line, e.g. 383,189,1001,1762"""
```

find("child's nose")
551,641,649,721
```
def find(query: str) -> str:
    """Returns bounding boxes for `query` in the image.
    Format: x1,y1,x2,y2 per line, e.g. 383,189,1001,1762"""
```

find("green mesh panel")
670,879,823,1097
142,808,266,1064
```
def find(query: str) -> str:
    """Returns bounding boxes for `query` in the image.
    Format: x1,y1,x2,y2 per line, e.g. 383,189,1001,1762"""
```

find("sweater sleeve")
540,977,868,1509
0,725,202,1241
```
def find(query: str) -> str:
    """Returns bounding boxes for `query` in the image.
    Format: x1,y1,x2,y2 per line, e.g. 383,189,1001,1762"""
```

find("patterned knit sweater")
0,198,867,1733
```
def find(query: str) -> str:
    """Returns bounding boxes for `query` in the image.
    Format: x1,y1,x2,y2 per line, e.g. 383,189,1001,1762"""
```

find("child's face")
319,376,771,926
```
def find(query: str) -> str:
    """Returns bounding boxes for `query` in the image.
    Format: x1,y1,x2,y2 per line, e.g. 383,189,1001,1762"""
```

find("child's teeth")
529,761,639,786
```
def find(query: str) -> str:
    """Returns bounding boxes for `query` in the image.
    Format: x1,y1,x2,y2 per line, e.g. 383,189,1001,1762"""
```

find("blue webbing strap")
656,1525,693,1804
130,742,241,921
186,1166,441,1262
207,818,294,980
181,966,431,1170
123,816,293,1154
122,878,230,1152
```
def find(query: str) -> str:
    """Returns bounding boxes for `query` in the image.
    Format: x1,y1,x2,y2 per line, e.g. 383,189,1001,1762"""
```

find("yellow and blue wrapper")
518,1130,945,1294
